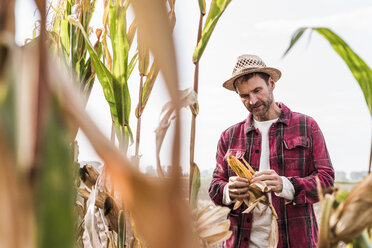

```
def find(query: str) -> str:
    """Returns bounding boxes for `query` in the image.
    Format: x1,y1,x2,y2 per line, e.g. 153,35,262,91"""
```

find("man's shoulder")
220,119,247,138
288,110,319,130
290,111,317,123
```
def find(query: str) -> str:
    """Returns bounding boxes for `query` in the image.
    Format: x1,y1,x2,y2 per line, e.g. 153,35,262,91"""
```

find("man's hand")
251,169,283,193
227,176,250,199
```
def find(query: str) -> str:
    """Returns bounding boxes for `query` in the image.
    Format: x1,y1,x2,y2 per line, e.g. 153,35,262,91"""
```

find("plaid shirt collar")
244,102,290,134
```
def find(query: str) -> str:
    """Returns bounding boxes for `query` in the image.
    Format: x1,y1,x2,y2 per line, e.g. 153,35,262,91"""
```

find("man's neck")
253,102,281,121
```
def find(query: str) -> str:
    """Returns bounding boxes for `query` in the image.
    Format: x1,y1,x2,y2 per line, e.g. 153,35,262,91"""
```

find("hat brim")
222,67,282,91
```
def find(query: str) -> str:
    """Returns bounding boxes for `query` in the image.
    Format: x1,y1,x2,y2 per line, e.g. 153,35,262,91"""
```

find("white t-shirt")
223,118,295,247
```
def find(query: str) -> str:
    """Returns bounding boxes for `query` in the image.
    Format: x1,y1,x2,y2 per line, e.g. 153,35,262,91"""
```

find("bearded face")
235,75,276,121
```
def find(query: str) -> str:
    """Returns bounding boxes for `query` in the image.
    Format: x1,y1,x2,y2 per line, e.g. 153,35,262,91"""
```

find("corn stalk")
189,0,233,200
134,1,176,171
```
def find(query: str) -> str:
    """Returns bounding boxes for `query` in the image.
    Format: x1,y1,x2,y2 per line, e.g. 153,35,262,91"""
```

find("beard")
246,90,274,120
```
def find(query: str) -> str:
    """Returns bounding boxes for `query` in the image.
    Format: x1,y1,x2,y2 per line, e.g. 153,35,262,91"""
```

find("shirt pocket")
283,136,309,174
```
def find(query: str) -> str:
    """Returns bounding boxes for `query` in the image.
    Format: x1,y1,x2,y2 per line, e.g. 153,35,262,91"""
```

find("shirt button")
246,218,250,223
255,149,259,154
244,237,249,242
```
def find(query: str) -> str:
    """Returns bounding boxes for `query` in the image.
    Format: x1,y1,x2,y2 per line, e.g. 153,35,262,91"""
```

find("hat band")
234,66,261,76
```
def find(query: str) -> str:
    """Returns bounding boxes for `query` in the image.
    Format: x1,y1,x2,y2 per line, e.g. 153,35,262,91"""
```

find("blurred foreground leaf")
36,99,76,248
190,164,201,209
118,210,126,248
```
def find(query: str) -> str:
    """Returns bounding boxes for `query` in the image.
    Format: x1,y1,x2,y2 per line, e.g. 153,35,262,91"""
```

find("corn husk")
80,164,100,189
329,174,372,243
194,204,232,247
226,155,278,247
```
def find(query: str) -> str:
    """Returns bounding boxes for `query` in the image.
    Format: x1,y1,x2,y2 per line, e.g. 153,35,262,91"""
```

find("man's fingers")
229,176,249,183
230,181,249,188
230,192,250,199
254,170,275,177
262,180,279,186
229,186,249,194
252,174,276,183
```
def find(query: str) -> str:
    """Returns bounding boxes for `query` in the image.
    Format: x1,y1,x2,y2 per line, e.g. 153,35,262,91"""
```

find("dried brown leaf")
330,174,372,243
155,88,197,176
80,164,100,189
268,215,279,248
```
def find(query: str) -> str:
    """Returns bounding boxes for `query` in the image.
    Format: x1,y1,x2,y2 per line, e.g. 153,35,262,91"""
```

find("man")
209,54,334,248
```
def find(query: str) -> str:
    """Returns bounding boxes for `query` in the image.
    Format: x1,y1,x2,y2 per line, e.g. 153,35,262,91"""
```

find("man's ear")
269,77,275,90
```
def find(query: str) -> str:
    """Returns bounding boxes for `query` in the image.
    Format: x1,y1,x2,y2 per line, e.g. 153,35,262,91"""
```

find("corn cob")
226,155,279,247
226,155,254,181
226,155,254,210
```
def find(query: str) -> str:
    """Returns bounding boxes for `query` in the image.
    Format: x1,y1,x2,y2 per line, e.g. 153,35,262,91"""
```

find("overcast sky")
16,0,372,175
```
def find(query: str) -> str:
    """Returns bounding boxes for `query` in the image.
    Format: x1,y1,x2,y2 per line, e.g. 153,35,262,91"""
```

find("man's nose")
249,96,258,105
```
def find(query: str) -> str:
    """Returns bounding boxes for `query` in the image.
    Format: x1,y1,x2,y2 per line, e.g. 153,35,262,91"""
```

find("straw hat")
223,54,282,91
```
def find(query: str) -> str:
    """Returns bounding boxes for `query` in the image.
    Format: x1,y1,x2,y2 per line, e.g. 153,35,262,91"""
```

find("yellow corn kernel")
226,155,253,181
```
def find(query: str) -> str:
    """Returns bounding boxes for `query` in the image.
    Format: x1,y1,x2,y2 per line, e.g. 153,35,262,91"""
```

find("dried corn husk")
80,165,100,189
329,174,372,243
318,194,335,248
78,187,121,232
226,156,276,214
194,204,232,247
226,155,278,247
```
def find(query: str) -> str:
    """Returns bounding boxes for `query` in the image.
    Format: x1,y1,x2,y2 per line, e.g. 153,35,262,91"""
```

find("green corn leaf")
198,0,206,15
118,210,126,248
333,189,349,208
109,0,131,130
67,16,119,123
135,62,159,118
190,164,201,209
284,27,372,117
192,0,232,63
282,27,307,57
59,19,70,63
128,52,139,80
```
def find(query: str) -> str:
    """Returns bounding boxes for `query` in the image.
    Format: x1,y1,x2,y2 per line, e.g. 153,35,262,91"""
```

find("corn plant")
49,0,98,106
68,0,138,153
189,0,233,199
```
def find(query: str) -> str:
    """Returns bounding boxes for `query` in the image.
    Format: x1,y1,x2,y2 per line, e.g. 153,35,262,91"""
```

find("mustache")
250,102,263,108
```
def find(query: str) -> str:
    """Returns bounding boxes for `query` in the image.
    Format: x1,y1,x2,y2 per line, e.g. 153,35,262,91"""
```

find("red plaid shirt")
209,103,334,248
